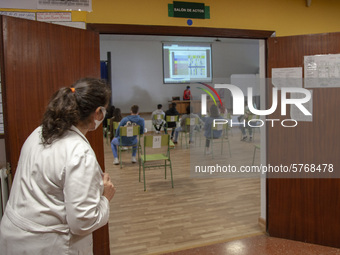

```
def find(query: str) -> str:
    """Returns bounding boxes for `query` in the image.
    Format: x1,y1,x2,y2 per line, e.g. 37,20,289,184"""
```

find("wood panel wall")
266,33,340,248
1,15,109,255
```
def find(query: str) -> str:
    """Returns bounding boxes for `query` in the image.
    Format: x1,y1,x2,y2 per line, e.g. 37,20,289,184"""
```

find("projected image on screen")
163,43,212,83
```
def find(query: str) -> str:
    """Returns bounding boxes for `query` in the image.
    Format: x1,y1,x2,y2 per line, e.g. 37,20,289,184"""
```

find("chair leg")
169,161,174,188
139,160,141,182
228,140,232,157
143,165,146,191
165,160,167,179
252,145,259,166
119,146,122,169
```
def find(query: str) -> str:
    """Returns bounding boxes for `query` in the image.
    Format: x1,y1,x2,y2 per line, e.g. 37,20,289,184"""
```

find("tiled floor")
161,234,340,255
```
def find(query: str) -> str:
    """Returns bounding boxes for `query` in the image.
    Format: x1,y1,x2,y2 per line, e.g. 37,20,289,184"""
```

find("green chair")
205,122,231,158
107,120,119,145
139,134,174,191
252,145,260,166
110,121,119,140
180,117,199,148
118,125,140,169
227,112,233,136
248,114,261,140
165,115,179,138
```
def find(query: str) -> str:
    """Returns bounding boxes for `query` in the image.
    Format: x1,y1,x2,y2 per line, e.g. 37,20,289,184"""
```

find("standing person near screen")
0,78,116,255
183,85,193,100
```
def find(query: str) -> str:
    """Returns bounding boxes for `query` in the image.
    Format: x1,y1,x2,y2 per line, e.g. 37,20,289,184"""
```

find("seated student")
218,103,228,119
204,104,223,154
151,104,166,134
109,108,122,141
111,105,145,165
164,102,179,139
173,105,203,144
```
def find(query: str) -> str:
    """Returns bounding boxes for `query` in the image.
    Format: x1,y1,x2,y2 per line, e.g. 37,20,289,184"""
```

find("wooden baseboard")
258,217,266,232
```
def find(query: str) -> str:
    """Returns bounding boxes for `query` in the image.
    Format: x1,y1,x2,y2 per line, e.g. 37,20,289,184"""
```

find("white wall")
100,35,259,113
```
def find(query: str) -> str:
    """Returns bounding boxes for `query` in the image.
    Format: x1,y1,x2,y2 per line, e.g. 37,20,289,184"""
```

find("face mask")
94,106,106,130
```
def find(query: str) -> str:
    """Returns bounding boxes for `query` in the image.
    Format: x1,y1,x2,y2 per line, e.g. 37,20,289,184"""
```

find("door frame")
87,23,272,231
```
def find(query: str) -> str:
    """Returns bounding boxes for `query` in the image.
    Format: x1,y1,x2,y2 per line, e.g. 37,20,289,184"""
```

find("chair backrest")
142,134,170,159
144,134,170,148
166,115,178,123
153,114,164,120
120,125,140,137
212,122,227,131
185,117,199,126
112,121,119,130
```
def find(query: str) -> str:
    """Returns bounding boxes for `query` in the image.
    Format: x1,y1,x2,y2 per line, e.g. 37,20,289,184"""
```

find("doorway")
95,25,269,254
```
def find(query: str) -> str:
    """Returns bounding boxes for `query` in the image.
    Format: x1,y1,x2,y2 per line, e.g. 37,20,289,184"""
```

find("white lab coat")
0,126,110,255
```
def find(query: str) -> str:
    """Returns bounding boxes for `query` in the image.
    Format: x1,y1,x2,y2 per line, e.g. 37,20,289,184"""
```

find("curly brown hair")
41,78,111,145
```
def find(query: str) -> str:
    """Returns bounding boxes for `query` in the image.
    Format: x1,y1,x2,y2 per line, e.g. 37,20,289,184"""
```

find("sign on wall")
168,1,210,19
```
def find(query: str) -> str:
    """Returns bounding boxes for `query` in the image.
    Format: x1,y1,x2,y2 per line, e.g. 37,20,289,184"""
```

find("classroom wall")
87,0,340,37
1,1,340,36
100,35,259,113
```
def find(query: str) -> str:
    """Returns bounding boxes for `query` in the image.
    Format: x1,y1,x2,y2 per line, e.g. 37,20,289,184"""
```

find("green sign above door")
168,1,210,19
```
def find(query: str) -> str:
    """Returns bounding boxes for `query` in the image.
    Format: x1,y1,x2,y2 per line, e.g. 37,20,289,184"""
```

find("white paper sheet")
272,67,303,88
304,54,340,88
152,136,161,149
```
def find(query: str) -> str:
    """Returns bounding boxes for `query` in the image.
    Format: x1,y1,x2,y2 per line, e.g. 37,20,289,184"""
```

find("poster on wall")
0,0,36,9
272,67,303,89
0,11,36,20
1,0,91,11
304,53,340,88
37,0,92,11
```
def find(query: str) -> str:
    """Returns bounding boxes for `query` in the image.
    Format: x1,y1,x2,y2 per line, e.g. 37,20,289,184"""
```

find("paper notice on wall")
304,54,340,88
272,67,303,89
0,0,36,9
290,90,313,122
0,11,36,21
37,12,71,22
152,136,162,149
37,0,92,11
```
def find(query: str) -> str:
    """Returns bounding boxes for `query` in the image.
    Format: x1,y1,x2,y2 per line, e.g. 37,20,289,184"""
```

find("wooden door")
267,33,340,248
0,15,110,255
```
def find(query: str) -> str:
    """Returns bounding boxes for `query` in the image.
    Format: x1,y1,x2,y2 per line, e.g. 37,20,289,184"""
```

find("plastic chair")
248,115,261,140
165,115,179,138
118,125,140,169
139,134,174,191
107,120,119,145
205,122,231,158
252,145,261,166
180,117,199,148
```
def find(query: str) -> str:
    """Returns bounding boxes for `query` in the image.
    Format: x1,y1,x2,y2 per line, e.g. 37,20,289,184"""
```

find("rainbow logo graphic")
197,82,223,109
